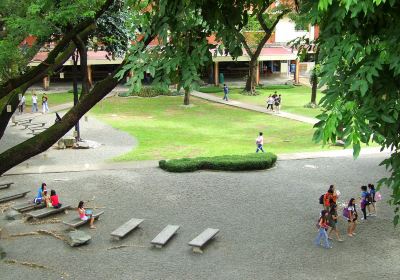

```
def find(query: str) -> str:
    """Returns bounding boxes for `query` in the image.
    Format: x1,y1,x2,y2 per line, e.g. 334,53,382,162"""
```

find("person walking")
275,94,282,113
347,198,358,237
368,183,377,216
360,185,371,220
42,93,49,114
18,95,25,114
223,84,229,101
255,132,265,153
328,203,344,242
266,95,274,111
314,210,332,249
31,93,38,113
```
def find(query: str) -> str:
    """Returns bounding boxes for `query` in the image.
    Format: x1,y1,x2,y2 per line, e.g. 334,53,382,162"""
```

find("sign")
6,105,12,112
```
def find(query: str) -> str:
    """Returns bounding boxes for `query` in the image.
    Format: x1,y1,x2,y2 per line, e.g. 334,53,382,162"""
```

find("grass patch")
24,92,74,107
91,96,340,161
260,84,295,90
118,86,182,98
159,153,277,172
198,86,223,93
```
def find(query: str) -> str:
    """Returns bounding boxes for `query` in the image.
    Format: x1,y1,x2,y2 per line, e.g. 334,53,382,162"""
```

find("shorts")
81,216,89,221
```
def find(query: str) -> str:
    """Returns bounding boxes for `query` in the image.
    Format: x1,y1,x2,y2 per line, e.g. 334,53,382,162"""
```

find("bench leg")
192,247,203,254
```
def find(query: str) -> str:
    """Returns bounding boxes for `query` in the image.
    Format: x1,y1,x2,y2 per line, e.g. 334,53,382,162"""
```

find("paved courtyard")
0,154,399,280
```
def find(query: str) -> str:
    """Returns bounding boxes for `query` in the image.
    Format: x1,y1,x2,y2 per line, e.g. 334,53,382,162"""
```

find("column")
43,75,50,90
214,62,219,86
87,65,93,86
295,59,300,84
256,61,260,85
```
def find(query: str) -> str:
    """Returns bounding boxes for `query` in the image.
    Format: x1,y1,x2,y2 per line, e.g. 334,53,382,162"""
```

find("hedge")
198,86,223,93
118,86,182,97
159,153,277,172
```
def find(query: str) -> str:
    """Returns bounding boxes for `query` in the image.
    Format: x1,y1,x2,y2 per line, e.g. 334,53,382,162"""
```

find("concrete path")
191,90,319,125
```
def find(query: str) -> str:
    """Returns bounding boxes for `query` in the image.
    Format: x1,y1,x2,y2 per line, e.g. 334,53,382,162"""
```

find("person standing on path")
327,203,343,242
42,93,49,114
18,95,25,114
368,183,377,216
314,210,332,249
266,95,274,111
360,185,371,220
347,198,358,237
31,93,38,113
223,84,229,101
275,94,282,113
255,132,265,153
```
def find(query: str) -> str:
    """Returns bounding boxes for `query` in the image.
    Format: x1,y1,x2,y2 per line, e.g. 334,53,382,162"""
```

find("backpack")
319,194,324,205
343,207,349,219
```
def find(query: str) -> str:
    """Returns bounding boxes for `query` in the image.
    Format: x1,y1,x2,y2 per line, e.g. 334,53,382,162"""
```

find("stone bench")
63,211,104,228
0,182,14,190
15,118,33,125
110,218,144,240
151,225,180,248
0,191,30,203
188,228,220,253
12,201,46,212
24,122,46,129
26,204,71,220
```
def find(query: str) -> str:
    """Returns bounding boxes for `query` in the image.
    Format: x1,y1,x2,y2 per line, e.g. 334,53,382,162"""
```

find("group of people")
33,183,97,229
315,184,379,249
18,93,49,114
266,92,281,113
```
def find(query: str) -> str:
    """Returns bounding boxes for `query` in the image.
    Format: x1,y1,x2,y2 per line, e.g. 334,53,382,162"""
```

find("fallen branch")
4,258,69,278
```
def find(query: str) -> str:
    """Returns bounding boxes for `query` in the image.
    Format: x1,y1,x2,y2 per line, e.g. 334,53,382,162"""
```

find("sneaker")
348,234,353,237
338,239,344,242
367,213,372,216
361,217,366,221
328,237,333,240
352,232,357,236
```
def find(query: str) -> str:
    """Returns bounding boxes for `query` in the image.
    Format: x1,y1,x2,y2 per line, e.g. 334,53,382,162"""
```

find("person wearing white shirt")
31,93,38,112
18,95,26,114
255,132,265,153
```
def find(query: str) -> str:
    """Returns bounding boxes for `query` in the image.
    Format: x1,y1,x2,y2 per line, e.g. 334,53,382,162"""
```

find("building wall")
274,17,308,43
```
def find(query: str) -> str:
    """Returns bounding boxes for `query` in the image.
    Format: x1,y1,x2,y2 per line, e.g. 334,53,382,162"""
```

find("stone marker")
67,230,91,247
5,209,22,221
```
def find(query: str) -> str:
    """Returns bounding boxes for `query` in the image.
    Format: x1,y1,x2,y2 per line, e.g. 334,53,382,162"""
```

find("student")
31,93,38,113
43,190,51,207
223,84,229,101
266,95,274,111
323,185,337,211
368,183,377,216
360,185,371,220
275,94,281,113
255,132,265,153
347,198,358,237
34,183,47,204
50,190,62,209
328,203,343,242
42,94,49,114
314,210,331,249
18,95,26,114
78,201,96,229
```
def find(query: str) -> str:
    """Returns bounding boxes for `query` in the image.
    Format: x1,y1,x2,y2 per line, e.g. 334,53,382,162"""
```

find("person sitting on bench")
50,190,62,209
43,190,52,207
78,201,96,229
34,183,47,204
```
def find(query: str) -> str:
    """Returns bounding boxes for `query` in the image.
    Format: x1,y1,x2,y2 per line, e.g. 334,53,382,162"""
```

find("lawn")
199,85,324,118
24,92,74,108
91,95,338,161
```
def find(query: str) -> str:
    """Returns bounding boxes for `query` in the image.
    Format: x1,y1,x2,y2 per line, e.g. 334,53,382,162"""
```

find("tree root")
9,229,66,242
28,218,61,225
0,201,14,213
107,244,146,250
4,259,69,278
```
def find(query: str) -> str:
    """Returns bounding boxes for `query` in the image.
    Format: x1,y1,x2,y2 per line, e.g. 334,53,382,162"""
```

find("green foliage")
159,153,277,172
198,86,222,93
117,86,181,97
303,0,400,223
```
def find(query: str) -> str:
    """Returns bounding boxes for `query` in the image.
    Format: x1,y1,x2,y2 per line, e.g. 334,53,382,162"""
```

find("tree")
307,0,400,224
233,1,291,94
0,0,262,175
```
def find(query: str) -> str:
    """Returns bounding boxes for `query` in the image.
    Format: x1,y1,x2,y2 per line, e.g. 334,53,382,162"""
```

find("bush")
198,86,222,93
159,153,277,172
118,86,181,97
264,84,294,90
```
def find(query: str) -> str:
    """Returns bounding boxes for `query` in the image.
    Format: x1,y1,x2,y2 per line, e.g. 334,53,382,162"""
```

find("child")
34,183,47,204
314,210,331,249
266,95,274,111
78,201,96,229
43,190,51,207
255,132,265,153
347,198,358,237
360,185,371,220
328,203,343,242
50,190,62,209
368,183,377,216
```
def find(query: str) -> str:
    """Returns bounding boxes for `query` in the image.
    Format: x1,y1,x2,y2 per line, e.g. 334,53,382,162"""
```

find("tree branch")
73,35,90,96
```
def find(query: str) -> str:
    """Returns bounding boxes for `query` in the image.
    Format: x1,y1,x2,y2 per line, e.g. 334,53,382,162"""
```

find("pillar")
87,65,93,86
214,62,219,86
43,75,50,90
295,59,300,84
256,61,260,85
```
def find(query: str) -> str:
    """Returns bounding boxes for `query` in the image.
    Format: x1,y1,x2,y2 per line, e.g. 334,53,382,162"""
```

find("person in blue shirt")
360,185,371,220
34,183,47,204
223,84,229,101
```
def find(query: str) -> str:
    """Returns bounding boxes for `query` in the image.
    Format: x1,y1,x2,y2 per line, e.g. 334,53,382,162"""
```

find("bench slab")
188,228,220,253
26,204,71,219
63,211,104,228
12,201,45,212
0,191,30,203
110,218,144,239
0,182,14,190
151,225,180,248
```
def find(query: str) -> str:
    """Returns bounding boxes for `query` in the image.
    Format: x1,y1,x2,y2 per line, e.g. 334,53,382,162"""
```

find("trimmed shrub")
118,86,182,97
159,153,277,172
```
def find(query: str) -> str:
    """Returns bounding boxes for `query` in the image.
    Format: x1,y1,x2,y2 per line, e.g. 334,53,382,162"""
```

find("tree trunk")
184,88,190,105
245,58,258,95
311,73,317,104
72,51,81,141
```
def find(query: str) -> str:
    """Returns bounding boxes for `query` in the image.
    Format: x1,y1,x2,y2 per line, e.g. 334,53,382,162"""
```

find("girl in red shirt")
50,190,62,209
314,210,332,249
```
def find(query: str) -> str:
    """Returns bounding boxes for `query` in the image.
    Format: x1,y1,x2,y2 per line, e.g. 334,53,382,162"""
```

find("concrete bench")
110,218,144,240
12,201,46,212
16,118,33,125
0,182,14,190
24,122,46,129
26,204,71,220
63,211,104,228
188,228,220,253
151,225,180,248
0,191,30,203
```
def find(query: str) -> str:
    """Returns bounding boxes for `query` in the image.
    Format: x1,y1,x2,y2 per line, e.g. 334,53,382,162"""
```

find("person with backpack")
368,183,377,216
222,84,229,101
328,203,344,242
360,185,371,220
323,185,337,210
314,210,332,249
255,132,265,153
346,198,358,237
